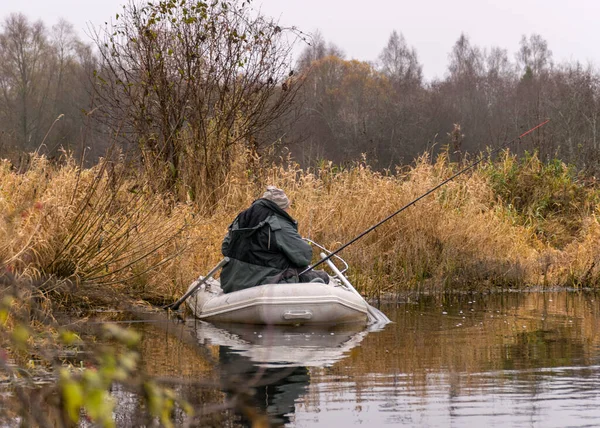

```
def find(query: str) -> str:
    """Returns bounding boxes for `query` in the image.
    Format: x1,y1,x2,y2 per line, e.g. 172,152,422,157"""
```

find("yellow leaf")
59,330,81,346
59,370,84,423
11,325,30,348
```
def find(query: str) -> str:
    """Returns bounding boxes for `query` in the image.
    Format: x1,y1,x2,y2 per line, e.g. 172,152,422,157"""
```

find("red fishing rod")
301,119,551,275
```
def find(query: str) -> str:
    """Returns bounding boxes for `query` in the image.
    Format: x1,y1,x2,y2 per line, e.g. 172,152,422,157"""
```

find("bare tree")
513,34,553,155
297,30,345,72
378,30,422,89
0,14,98,161
440,34,488,155
481,47,518,146
376,31,425,164
545,63,600,169
0,14,51,151
448,33,484,83
516,34,553,77
93,0,302,204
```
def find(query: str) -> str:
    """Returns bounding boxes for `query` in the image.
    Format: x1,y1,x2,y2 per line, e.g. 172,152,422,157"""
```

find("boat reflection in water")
191,320,382,426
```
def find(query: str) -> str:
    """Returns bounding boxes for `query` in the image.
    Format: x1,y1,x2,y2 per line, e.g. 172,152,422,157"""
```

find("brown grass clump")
283,153,540,298
0,152,189,309
158,149,600,302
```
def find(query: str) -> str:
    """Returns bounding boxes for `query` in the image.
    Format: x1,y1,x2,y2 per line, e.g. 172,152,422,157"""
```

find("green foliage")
145,381,186,428
0,296,12,325
57,323,192,427
0,284,193,426
57,323,141,426
10,325,30,351
482,151,598,246
56,322,194,426
58,329,81,346
521,65,534,82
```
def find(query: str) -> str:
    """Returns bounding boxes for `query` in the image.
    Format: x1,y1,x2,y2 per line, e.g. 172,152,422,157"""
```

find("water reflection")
193,321,378,426
193,321,375,367
293,291,600,427
218,345,309,426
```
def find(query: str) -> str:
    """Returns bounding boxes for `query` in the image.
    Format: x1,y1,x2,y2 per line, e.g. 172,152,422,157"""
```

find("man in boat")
220,185,329,294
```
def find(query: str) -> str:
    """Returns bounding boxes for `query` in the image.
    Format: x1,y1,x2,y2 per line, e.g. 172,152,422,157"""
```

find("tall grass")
1,148,600,309
0,151,191,307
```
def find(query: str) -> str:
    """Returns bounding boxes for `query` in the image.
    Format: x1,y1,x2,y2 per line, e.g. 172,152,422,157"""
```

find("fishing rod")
301,119,550,275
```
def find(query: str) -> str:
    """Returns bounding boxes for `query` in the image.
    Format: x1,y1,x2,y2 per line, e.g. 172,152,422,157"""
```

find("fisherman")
220,185,329,294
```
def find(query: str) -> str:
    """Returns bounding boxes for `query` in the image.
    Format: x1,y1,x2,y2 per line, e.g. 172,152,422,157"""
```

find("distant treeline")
281,31,600,173
1,3,599,181
0,14,106,161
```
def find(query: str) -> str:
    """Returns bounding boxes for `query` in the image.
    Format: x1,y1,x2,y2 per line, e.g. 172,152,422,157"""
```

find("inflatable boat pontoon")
186,241,373,325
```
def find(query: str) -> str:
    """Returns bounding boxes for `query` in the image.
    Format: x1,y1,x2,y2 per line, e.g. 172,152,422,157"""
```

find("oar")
320,253,391,325
163,257,229,311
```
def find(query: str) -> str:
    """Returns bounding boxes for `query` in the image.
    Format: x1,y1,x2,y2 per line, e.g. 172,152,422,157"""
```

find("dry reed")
1,149,599,309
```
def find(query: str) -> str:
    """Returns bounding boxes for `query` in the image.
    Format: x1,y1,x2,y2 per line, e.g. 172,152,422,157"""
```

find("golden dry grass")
1,149,600,309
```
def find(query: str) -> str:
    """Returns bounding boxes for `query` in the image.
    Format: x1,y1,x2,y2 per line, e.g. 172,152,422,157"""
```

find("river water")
4,290,600,427
113,290,600,427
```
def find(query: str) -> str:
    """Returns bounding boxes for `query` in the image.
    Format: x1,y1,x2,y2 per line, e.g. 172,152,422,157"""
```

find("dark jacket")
220,198,313,294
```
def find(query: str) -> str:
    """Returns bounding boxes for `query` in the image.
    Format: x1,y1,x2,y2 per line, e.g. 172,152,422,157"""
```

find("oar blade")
366,304,391,326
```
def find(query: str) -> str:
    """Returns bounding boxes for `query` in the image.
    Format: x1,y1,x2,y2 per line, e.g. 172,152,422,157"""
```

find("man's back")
220,198,312,293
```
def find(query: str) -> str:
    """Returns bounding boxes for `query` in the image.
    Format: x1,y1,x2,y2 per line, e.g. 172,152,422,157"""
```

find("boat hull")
186,280,369,325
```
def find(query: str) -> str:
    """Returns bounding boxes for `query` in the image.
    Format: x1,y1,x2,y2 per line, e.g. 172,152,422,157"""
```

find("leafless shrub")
92,0,302,207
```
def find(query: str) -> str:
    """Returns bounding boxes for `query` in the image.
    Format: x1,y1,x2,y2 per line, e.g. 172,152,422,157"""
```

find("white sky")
1,0,599,80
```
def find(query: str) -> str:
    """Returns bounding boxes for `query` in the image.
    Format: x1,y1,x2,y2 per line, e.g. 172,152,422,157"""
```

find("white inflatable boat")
184,241,390,326
186,278,369,325
185,242,385,325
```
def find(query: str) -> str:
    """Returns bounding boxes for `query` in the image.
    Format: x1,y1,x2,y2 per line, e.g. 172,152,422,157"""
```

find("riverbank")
1,149,599,314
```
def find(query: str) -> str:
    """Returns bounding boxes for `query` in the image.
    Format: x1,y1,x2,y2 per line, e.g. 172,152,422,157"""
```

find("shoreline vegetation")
2,147,599,309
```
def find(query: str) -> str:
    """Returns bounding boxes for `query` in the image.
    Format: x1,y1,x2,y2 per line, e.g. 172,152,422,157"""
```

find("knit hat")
262,185,290,209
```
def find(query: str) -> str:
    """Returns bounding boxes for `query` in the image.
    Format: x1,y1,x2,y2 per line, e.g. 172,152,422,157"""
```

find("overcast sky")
1,0,599,80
